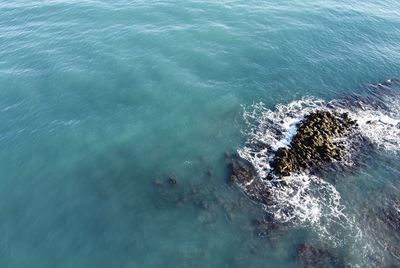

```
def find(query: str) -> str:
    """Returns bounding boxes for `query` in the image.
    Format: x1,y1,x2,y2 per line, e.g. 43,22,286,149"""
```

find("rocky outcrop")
230,110,357,188
270,111,356,178
229,110,358,206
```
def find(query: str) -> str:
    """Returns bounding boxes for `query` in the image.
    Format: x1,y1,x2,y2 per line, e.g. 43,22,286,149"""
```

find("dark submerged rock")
229,157,274,205
377,201,400,233
168,176,177,185
296,244,344,268
360,199,400,267
251,215,289,241
382,205,400,233
229,157,256,185
224,151,233,159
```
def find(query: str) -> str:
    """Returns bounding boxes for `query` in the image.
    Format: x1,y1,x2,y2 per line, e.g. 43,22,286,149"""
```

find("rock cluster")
229,110,357,205
270,111,357,178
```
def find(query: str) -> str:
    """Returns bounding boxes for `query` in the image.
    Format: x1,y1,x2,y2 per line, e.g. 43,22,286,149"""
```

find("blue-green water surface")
0,1,400,267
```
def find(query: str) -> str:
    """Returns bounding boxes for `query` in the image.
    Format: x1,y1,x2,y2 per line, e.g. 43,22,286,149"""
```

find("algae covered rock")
270,111,357,178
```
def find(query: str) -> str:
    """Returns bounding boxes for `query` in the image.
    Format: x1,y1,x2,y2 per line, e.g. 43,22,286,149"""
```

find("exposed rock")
229,110,358,204
270,111,357,179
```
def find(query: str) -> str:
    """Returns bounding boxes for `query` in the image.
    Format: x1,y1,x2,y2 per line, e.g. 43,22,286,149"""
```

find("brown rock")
269,110,356,179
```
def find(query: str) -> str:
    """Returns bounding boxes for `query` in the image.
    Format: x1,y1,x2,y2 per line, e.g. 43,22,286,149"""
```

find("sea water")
0,1,399,267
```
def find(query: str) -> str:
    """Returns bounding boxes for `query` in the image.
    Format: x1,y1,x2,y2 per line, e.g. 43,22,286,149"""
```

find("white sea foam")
340,101,400,153
238,89,400,246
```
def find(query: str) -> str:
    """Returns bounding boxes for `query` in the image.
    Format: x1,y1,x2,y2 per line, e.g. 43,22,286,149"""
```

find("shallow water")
0,1,400,267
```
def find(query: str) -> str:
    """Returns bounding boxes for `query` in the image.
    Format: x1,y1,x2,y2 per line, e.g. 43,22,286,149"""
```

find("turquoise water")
0,1,400,267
